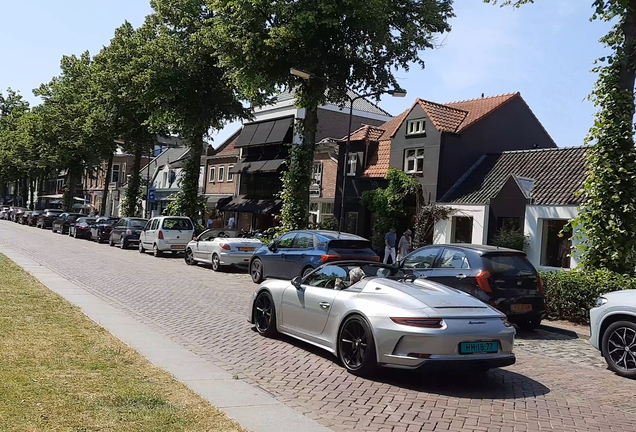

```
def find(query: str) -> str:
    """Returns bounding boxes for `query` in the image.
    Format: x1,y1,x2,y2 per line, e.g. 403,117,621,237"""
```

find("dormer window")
406,119,426,136
347,153,357,176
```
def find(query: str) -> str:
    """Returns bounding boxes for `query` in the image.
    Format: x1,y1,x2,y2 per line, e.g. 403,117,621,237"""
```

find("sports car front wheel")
254,292,277,337
338,315,378,376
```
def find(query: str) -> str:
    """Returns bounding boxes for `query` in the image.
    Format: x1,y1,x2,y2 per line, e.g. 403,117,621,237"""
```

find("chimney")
481,93,485,98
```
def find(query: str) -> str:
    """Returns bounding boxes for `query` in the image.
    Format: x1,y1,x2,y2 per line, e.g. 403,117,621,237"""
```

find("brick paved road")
1,221,635,432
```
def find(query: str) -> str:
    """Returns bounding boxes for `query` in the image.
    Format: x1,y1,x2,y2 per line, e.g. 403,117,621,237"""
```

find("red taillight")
536,273,544,293
158,230,164,240
390,317,444,328
475,270,492,293
320,254,340,262
220,243,231,250
370,256,380,262
407,353,431,358
501,317,512,327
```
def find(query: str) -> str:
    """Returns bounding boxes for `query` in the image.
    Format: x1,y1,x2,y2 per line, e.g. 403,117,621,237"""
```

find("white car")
139,216,196,257
590,290,636,378
185,228,262,271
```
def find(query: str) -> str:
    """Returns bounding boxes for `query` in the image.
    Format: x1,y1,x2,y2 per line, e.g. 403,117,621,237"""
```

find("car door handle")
456,274,467,279
280,254,286,258
319,302,331,310
301,254,306,258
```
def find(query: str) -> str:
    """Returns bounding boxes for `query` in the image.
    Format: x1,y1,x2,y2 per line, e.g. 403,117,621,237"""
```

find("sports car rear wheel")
254,292,277,337
185,249,196,265
339,315,378,376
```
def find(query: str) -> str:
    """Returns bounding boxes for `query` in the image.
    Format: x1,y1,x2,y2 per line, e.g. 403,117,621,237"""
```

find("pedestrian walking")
397,229,412,261
228,215,235,229
383,227,397,264
206,215,214,228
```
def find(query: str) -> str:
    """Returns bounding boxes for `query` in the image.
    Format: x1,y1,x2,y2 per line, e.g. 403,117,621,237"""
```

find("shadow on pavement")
515,328,579,341
255,328,551,400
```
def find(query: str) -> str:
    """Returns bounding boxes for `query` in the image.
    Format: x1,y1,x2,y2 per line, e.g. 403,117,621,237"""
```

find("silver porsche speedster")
249,261,516,376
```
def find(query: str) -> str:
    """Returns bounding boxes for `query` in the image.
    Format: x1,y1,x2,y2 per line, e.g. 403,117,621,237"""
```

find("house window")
218,166,225,182
111,164,121,184
321,202,334,215
347,154,357,176
404,148,425,173
227,166,234,182
540,219,571,268
309,202,319,224
345,212,358,234
406,119,426,136
451,216,473,243
209,166,216,183
312,162,323,186
497,217,521,232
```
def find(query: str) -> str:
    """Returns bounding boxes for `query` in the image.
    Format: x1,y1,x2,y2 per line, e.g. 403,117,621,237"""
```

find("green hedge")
540,269,636,324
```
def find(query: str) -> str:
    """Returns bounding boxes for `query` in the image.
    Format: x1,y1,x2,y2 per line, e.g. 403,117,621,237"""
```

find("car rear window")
128,219,148,228
162,218,193,230
483,254,536,276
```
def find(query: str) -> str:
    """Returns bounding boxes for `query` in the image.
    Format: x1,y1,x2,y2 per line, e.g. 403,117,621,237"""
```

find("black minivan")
400,244,546,330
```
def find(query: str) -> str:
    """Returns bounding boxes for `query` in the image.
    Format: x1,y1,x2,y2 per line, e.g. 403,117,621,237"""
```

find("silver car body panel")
250,275,516,369
590,289,636,350
188,237,262,266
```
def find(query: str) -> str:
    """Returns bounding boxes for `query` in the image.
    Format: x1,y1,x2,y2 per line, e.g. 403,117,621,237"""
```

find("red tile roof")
362,140,392,178
443,92,519,132
345,125,386,142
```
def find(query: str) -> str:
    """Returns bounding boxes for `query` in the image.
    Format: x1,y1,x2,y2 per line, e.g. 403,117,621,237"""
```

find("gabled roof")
444,93,519,132
140,146,189,174
441,147,587,206
274,88,392,117
210,128,241,158
345,125,386,142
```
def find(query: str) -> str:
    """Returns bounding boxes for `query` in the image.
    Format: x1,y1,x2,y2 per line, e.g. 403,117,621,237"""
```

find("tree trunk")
619,4,636,113
123,146,143,217
100,156,113,216
0,182,6,203
28,178,35,210
64,168,77,212
184,133,205,223
20,176,28,207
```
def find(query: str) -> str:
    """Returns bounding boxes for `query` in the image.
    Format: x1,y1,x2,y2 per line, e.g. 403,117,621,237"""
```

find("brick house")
217,90,393,232
335,92,557,238
203,130,240,226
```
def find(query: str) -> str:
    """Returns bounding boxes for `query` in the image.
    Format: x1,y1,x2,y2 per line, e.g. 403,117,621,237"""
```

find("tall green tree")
94,22,158,217
211,0,454,229
135,0,249,223
487,0,636,273
0,89,31,203
34,53,113,211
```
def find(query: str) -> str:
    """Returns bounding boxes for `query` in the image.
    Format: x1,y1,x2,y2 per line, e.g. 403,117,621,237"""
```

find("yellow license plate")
239,247,255,251
171,245,185,250
511,304,532,313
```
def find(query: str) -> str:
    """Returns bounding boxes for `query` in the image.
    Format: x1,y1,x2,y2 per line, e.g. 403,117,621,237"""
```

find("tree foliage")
362,169,418,248
211,0,454,229
487,0,636,273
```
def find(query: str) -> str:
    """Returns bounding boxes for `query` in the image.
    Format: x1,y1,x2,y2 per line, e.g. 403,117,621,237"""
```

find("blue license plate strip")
459,341,499,354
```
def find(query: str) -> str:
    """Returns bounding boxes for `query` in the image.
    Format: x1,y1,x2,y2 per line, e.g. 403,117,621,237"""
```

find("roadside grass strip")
0,254,246,432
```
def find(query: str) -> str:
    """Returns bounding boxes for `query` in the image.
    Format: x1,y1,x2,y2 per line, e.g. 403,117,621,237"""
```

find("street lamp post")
289,68,407,233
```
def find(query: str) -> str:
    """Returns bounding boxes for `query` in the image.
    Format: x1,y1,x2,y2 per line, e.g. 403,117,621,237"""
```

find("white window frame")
111,164,121,184
321,202,334,215
218,166,225,182
209,166,216,183
227,165,234,182
406,119,426,136
404,148,425,174
312,162,323,185
347,154,357,176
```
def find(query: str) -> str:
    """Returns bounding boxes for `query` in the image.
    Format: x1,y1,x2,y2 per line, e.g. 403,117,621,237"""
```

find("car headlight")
594,297,608,308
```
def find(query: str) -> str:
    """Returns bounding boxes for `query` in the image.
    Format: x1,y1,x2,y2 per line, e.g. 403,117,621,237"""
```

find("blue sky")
0,0,611,148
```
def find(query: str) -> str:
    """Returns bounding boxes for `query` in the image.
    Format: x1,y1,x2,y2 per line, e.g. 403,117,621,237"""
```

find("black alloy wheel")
120,237,128,250
250,258,264,284
254,292,277,337
338,315,378,376
603,321,636,379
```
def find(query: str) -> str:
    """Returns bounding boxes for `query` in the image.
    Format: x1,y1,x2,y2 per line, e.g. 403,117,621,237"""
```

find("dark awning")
219,196,282,214
266,117,293,144
259,159,285,172
235,116,294,148
229,161,248,174
235,123,258,147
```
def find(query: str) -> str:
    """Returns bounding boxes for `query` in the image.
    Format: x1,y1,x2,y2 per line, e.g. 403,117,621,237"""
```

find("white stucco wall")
434,205,489,245
524,205,580,270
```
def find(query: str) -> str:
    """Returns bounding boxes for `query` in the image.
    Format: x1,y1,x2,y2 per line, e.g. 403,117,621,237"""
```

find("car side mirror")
268,242,277,252
291,276,302,290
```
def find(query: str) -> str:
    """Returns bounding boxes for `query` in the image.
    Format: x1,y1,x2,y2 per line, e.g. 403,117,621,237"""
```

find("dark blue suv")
249,230,378,283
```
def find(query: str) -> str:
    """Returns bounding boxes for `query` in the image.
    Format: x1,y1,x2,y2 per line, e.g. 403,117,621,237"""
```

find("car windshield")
128,219,148,228
482,254,536,277
303,263,404,289
162,218,193,230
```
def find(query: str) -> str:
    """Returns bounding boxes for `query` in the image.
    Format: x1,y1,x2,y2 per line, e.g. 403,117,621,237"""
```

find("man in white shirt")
228,215,235,229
